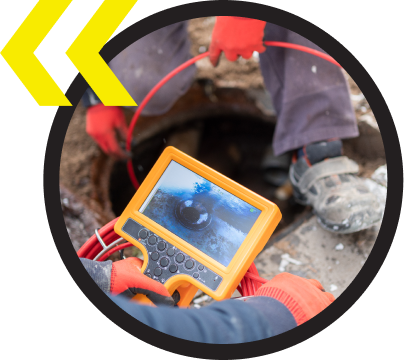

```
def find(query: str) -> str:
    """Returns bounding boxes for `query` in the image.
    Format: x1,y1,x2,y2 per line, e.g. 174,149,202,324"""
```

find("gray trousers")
109,21,358,156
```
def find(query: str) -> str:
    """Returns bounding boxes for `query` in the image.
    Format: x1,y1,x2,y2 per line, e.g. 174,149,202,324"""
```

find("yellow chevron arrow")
66,0,138,106
1,0,72,106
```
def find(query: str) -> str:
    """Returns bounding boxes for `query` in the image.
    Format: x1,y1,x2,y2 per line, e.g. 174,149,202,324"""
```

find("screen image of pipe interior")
139,161,261,267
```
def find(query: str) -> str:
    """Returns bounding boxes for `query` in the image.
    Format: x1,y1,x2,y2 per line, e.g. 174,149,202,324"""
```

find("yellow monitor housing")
115,146,281,306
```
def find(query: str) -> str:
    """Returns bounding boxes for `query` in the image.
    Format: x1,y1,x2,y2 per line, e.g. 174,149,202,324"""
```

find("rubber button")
139,229,148,239
166,248,175,257
160,257,169,267
185,259,194,269
145,273,152,278
198,264,204,271
193,273,199,279
148,236,157,245
169,264,178,273
151,252,159,261
157,242,166,251
154,268,162,277
175,253,185,263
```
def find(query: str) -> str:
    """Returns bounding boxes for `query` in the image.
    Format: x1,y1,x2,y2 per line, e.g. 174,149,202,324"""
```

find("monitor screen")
139,161,262,267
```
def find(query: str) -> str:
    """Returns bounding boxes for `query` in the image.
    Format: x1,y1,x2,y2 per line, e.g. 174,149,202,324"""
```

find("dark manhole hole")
109,114,306,234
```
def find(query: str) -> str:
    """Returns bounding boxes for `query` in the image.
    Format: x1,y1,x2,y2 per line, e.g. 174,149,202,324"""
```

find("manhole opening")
109,113,306,233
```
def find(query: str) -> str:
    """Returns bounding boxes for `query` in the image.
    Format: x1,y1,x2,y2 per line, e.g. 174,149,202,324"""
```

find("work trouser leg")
109,21,196,115
259,23,358,156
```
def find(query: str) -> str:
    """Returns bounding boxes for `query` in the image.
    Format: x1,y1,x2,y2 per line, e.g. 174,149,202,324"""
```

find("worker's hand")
209,17,266,67
86,104,129,160
111,257,175,306
256,273,335,325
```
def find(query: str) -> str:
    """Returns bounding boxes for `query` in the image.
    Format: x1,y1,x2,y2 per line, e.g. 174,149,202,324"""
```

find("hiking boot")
289,140,384,234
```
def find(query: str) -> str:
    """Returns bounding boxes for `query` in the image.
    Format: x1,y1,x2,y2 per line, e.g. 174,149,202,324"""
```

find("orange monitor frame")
115,146,281,306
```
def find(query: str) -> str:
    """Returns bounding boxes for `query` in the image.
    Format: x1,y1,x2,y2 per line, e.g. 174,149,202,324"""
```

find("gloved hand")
256,273,335,325
111,257,174,306
209,16,266,66
86,104,129,160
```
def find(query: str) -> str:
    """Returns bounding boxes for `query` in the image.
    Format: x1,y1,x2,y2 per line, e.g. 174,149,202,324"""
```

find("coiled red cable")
78,42,341,298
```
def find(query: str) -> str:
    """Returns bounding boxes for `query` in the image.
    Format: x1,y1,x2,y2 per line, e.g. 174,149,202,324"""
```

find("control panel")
122,218,223,291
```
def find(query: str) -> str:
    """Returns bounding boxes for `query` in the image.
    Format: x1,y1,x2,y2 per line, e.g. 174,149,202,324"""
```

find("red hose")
126,42,342,189
264,41,341,68
97,242,134,262
79,41,339,297
77,218,120,258
126,52,208,189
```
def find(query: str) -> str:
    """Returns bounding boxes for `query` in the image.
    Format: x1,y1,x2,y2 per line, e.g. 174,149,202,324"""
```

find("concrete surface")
254,214,380,298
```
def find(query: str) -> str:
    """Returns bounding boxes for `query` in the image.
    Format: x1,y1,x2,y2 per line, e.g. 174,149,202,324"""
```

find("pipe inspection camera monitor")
115,147,281,306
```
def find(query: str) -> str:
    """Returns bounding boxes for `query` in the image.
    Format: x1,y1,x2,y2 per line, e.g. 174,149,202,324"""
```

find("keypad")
121,219,223,291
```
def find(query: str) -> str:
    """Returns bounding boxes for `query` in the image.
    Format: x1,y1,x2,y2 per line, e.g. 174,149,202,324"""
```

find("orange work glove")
209,17,266,66
86,104,129,160
256,273,335,325
111,257,174,306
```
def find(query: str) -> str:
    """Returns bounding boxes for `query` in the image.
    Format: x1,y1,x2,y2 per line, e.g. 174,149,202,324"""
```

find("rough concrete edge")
264,210,314,251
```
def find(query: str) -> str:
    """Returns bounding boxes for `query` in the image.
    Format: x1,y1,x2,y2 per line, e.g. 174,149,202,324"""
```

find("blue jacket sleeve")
80,258,297,343
111,295,297,343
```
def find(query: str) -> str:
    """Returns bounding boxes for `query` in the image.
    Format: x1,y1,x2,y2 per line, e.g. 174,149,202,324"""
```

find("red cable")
77,218,119,258
239,263,269,296
126,52,208,189
121,41,341,295
79,42,339,295
98,242,134,262
264,41,341,68
126,42,342,189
